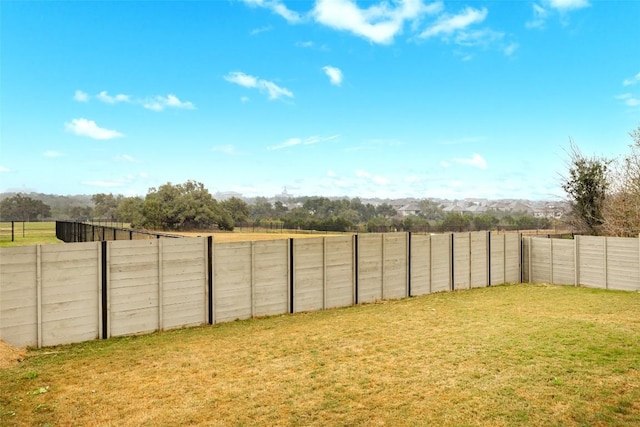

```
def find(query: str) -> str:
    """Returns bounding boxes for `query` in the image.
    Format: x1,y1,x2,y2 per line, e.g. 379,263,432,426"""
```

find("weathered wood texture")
253,240,289,317
524,236,639,291
409,235,431,295
0,246,38,347
40,242,100,346
357,234,384,303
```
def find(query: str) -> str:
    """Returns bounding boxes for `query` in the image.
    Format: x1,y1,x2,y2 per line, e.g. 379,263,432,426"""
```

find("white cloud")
296,41,314,48
355,169,389,185
226,72,259,88
74,90,89,102
115,154,139,163
419,6,487,39
143,94,195,111
65,118,124,140
313,0,443,45
250,25,273,35
96,91,131,104
327,169,337,177
212,145,243,155
548,0,590,11
616,93,640,107
268,134,339,150
504,42,519,56
526,3,549,29
241,96,250,103
623,72,640,86
440,160,451,168
241,0,303,23
43,150,63,158
453,153,488,169
322,66,343,86
0,166,9,172
224,71,294,100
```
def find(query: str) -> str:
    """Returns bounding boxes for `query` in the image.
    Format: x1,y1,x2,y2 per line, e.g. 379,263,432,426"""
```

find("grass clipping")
1,284,639,426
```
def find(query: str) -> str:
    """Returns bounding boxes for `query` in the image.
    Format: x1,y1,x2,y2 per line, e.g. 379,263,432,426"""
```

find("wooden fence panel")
294,238,324,313
213,242,252,323
431,234,451,293
410,234,431,295
160,238,207,330
253,240,289,317
108,240,159,337
578,236,606,288
453,233,471,290
325,236,354,308
490,234,505,285
0,246,38,347
607,238,640,291
40,242,100,346
382,233,408,299
551,239,574,285
358,234,383,303
505,234,521,283
470,232,488,288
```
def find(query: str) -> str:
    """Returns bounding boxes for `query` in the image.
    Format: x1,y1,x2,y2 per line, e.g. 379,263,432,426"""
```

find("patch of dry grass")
1,284,639,426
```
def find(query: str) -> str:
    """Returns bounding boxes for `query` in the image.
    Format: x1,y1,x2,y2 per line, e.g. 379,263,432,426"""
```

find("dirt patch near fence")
0,340,25,369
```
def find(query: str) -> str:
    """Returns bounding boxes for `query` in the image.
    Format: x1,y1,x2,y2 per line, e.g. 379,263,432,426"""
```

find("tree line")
0,182,554,233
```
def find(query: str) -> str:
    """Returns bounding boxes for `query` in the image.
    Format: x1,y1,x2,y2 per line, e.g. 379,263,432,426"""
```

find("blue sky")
1,0,639,200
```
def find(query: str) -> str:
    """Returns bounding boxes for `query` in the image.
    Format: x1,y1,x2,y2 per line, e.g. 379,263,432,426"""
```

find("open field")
0,222,61,247
1,284,639,426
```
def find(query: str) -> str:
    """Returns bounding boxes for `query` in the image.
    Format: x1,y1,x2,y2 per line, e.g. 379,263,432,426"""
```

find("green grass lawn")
1,284,639,426
0,222,61,247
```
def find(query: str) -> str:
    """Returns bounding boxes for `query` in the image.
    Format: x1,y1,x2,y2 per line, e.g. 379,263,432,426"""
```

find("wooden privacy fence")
522,236,640,291
0,232,523,348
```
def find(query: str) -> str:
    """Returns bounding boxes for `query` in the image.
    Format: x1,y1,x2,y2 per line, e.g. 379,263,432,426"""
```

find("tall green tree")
140,181,233,231
0,194,51,221
561,142,610,235
221,197,250,226
92,193,122,220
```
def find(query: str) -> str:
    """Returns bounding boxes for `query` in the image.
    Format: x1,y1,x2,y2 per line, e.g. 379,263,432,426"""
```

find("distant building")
398,203,421,217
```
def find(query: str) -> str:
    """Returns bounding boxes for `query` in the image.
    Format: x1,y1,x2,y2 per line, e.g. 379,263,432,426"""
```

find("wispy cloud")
616,93,640,107
527,1,590,29
355,169,389,185
43,150,63,158
296,41,314,48
419,6,487,39
250,25,273,35
74,90,89,102
453,153,488,169
114,154,139,163
268,134,339,150
224,71,294,100
526,3,549,29
212,145,244,155
322,65,343,86
97,91,131,104
143,94,195,111
548,0,590,11
241,0,303,23
313,0,443,45
65,118,124,140
0,166,10,172
623,72,640,86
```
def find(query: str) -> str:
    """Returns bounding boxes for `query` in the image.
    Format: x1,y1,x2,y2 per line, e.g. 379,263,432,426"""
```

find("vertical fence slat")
36,245,42,349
